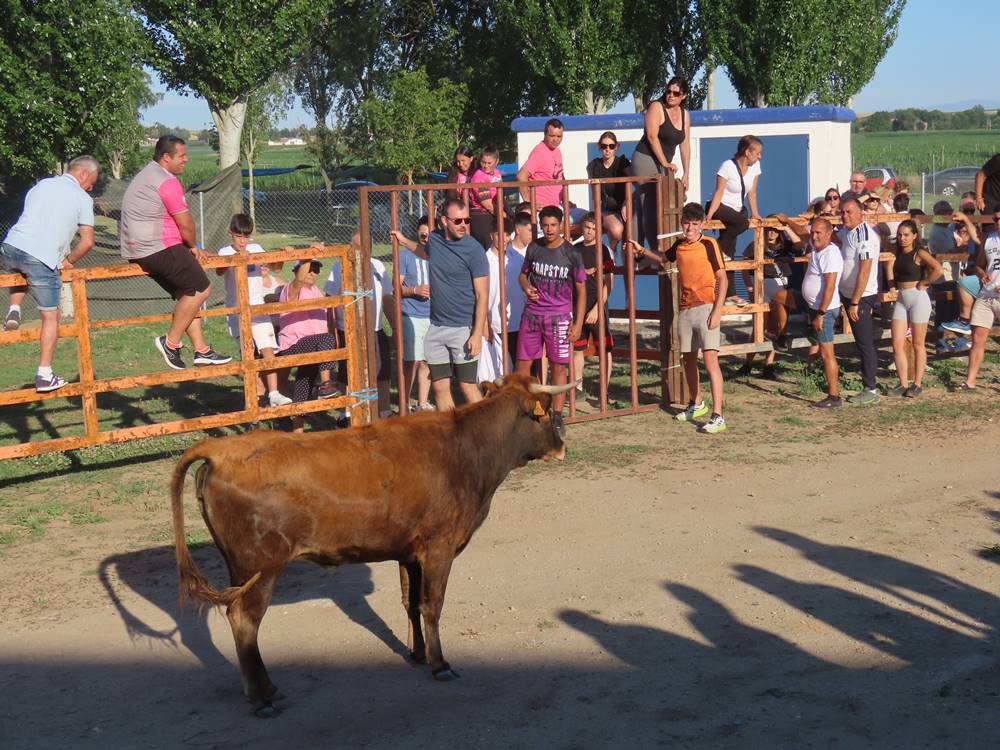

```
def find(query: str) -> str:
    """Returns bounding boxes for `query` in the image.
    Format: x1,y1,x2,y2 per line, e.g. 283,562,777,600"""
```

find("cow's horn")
493,377,506,387
528,380,581,395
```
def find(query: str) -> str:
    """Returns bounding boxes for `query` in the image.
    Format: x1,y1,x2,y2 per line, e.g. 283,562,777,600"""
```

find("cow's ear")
482,381,501,398
532,400,547,417
522,393,551,419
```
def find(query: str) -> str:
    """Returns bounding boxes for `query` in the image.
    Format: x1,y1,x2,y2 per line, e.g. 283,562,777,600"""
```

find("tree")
495,0,631,114
700,0,905,107
361,68,467,186
0,0,147,180
98,71,162,180
134,0,320,169
623,0,711,110
242,75,294,221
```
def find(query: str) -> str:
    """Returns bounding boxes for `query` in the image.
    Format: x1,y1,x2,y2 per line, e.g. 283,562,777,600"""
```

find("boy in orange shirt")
627,202,728,433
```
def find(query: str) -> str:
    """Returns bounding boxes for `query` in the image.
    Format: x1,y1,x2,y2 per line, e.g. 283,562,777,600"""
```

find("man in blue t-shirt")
419,198,489,410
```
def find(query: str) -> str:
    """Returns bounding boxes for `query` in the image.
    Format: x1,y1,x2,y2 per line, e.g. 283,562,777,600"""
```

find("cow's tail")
171,446,261,609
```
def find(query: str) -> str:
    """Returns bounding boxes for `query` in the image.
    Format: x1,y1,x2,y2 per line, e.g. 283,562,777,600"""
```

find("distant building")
267,137,306,146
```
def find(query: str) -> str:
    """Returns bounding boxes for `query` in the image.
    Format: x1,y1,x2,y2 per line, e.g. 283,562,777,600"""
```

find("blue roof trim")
511,106,855,132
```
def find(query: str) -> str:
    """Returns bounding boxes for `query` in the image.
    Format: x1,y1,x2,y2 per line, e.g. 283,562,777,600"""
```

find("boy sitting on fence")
627,202,728,434
215,214,292,407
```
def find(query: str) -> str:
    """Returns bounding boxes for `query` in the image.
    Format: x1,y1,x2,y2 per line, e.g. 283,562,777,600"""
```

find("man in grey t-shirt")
418,198,489,410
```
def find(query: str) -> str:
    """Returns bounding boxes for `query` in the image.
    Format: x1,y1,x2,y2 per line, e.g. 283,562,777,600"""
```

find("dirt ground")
1,383,1000,749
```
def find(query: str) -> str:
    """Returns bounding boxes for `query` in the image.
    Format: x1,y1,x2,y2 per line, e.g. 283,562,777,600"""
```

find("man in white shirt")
802,219,844,408
838,197,881,403
1,155,100,392
959,214,1000,389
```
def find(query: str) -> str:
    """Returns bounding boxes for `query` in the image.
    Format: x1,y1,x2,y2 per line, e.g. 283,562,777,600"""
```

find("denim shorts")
808,306,839,344
0,242,61,310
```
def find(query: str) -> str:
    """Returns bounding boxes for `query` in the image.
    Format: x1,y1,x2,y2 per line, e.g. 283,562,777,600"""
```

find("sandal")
951,382,977,392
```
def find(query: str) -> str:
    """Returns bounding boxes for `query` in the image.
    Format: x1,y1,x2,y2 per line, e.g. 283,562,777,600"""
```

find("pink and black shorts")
517,312,572,364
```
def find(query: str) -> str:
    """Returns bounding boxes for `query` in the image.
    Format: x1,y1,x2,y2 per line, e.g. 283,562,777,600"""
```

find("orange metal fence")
0,244,374,460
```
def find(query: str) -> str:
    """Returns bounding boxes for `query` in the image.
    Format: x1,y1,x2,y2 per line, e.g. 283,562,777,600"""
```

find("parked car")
928,166,979,197
860,166,897,192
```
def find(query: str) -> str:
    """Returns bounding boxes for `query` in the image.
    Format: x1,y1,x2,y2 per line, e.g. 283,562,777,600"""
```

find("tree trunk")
584,89,607,115
211,100,248,170
109,150,124,180
754,92,766,108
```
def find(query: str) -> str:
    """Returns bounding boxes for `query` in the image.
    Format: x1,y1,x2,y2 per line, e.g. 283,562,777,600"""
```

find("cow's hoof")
252,702,281,719
432,667,460,681
408,651,427,665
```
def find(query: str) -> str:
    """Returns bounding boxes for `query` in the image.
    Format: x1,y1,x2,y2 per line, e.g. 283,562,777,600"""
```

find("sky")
142,0,998,130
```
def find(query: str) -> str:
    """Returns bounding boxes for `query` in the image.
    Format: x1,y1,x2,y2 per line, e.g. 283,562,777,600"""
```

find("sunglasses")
599,143,617,150
446,216,471,225
826,194,840,201
665,89,683,97
297,261,322,274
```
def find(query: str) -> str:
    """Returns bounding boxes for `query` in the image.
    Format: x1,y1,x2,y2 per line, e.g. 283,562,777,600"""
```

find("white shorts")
970,296,1000,329
763,277,787,304
229,315,279,353
402,315,430,362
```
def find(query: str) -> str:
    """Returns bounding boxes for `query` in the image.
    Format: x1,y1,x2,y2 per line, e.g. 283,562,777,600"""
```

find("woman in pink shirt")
469,145,504,249
446,145,475,203
277,259,340,430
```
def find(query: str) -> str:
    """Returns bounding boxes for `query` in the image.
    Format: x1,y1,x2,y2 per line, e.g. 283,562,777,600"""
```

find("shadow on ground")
2,527,994,748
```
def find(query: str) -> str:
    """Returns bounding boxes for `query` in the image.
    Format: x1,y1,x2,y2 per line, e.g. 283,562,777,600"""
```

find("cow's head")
483,375,573,463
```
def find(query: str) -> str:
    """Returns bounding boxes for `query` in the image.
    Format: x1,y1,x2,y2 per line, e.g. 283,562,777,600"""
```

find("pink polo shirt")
277,283,329,351
522,141,565,207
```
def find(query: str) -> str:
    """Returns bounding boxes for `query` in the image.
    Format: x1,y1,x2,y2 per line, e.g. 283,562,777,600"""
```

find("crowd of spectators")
3,123,1000,436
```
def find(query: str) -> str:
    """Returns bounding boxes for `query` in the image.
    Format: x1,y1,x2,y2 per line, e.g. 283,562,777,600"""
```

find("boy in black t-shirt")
572,212,615,391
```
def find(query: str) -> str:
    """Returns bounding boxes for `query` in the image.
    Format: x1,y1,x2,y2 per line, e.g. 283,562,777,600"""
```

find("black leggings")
279,332,337,402
470,210,494,250
712,204,749,258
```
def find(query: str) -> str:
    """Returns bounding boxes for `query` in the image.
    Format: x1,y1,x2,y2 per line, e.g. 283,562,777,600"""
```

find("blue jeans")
0,242,61,310
809,306,839,344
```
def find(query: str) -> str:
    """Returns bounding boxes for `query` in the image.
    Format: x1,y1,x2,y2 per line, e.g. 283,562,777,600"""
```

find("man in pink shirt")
120,135,231,369
518,119,566,208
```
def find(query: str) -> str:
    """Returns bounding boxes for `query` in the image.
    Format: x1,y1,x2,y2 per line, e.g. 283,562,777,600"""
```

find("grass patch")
70,508,108,525
982,544,1000,558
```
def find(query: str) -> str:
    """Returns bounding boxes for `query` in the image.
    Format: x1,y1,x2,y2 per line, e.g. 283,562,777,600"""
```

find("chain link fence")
0,177,427,323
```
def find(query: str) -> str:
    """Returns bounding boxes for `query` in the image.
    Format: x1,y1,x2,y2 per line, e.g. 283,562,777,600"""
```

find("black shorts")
574,321,614,351
133,244,210,300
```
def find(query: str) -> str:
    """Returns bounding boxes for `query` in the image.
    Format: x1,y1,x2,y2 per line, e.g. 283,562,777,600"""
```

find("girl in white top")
706,135,763,306
477,226,508,382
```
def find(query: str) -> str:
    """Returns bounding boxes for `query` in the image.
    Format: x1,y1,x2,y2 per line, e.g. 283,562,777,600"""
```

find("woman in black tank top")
627,76,691,251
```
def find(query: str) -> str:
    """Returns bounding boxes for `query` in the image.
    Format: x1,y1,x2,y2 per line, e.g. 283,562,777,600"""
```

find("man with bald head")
2,155,101,391
841,171,867,203
801,218,844,408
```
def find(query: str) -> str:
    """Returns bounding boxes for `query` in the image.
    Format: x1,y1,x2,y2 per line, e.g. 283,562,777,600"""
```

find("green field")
181,142,324,190
852,129,1000,179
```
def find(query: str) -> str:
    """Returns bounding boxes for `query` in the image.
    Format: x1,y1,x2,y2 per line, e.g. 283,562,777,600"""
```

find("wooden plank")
71,277,100,441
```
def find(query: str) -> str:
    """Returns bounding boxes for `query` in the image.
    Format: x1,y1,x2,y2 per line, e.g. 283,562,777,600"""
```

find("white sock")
37,366,53,378
8,304,20,313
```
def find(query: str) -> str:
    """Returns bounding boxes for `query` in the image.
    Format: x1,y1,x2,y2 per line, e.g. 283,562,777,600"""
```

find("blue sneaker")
952,336,971,352
935,339,954,355
940,319,971,335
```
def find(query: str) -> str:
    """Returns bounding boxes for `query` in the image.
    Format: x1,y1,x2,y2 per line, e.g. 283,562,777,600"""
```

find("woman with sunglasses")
586,131,630,251
277,258,341,431
824,189,841,211
627,76,691,249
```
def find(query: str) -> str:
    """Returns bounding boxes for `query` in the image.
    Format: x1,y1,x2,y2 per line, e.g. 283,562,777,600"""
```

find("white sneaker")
675,401,709,422
268,391,293,407
418,401,435,411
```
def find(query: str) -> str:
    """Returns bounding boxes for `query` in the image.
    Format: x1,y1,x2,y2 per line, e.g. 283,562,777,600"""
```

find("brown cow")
170,374,572,716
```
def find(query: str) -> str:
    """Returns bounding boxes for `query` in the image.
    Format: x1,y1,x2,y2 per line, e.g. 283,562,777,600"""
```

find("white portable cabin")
512,105,855,215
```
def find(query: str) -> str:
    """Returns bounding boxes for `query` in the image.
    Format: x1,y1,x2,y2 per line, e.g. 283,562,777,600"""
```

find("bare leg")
891,319,909,387
458,380,483,404
682,351,700,405
603,214,624,253
820,342,839,397
911,322,928,386
8,289,26,308
403,360,417,403
38,309,59,368
965,326,990,387
167,287,211,348
416,361,431,404
549,362,567,412
958,286,974,320
703,350,724,416
399,562,426,663
432,378,455,411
